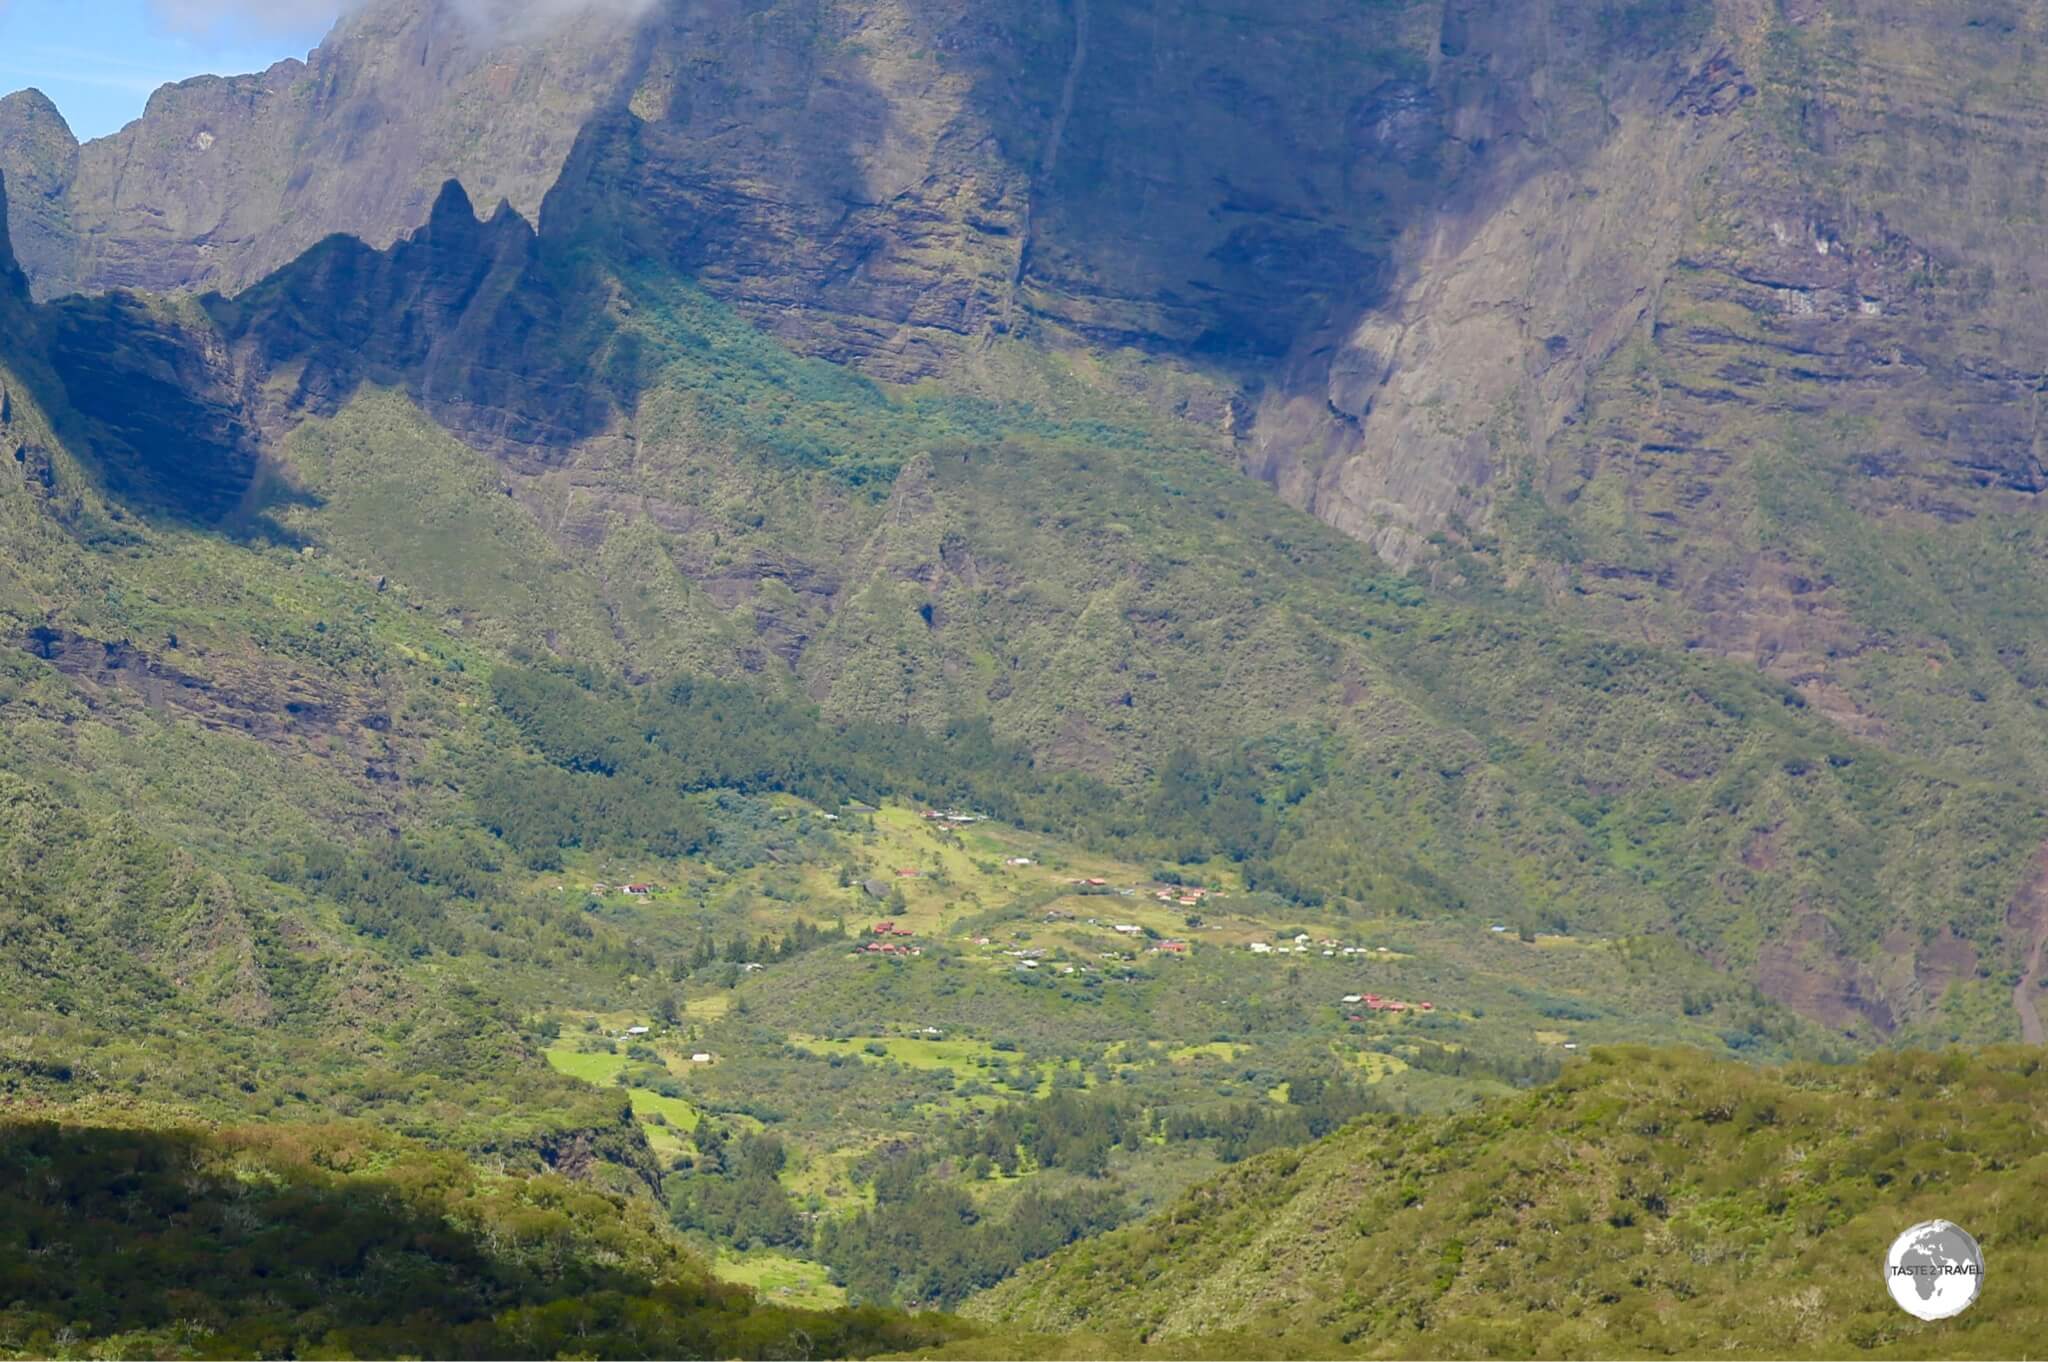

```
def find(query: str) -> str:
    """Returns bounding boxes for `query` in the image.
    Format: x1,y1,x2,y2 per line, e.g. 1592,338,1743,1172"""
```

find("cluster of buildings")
919,809,986,825
1250,935,1393,957
1341,993,1435,1016
861,921,924,957
860,940,924,957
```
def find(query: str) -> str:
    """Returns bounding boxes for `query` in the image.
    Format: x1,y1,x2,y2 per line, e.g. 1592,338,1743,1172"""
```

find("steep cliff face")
1488,0,2048,799
0,1,1717,380
1246,13,1753,566
0,171,26,305
0,2,647,299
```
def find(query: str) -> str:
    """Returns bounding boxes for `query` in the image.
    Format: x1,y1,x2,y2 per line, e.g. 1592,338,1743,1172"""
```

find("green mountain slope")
0,1107,966,1360
13,161,2035,1042
963,1047,2048,1359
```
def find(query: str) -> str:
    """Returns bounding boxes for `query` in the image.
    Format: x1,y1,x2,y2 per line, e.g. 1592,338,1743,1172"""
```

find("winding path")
2017,911,2047,1045
2009,843,2048,1045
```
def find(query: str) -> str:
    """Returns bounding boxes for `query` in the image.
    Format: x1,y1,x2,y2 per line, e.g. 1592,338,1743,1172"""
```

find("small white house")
1249,942,1273,955
626,1026,651,1036
692,1052,714,1064
1342,994,1363,1004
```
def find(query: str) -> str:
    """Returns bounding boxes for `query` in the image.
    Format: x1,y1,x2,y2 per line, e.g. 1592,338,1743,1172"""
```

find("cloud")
145,0,352,37
449,0,660,36
144,0,661,42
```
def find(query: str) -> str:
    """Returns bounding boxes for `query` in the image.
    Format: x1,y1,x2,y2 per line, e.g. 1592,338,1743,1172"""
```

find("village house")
624,884,656,896
1356,994,1436,1013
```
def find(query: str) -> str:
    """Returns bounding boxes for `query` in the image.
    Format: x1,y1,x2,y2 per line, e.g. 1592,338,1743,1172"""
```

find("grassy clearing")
544,1048,630,1084
1167,1042,1245,1063
629,1088,702,1132
1347,1051,1409,1081
712,1251,848,1310
685,995,734,1022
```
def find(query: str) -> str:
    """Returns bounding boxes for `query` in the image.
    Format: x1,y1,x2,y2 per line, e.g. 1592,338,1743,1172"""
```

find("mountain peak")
428,178,479,230
0,87,75,138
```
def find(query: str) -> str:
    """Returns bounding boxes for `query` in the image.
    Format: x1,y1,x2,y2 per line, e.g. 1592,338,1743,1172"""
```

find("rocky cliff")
0,2,648,299
6,2,2048,1038
1,1,1722,386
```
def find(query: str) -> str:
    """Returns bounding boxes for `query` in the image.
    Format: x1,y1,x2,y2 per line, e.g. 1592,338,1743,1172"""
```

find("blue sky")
0,0,336,141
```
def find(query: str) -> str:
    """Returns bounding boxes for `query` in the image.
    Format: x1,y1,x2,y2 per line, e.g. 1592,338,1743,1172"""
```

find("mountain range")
3,1,2047,1356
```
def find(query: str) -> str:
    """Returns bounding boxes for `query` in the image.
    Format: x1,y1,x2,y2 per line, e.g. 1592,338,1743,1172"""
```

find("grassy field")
712,1250,849,1311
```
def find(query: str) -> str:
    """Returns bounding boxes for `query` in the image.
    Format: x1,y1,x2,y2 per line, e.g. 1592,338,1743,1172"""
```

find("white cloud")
146,0,352,36
144,0,661,42
450,0,660,36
